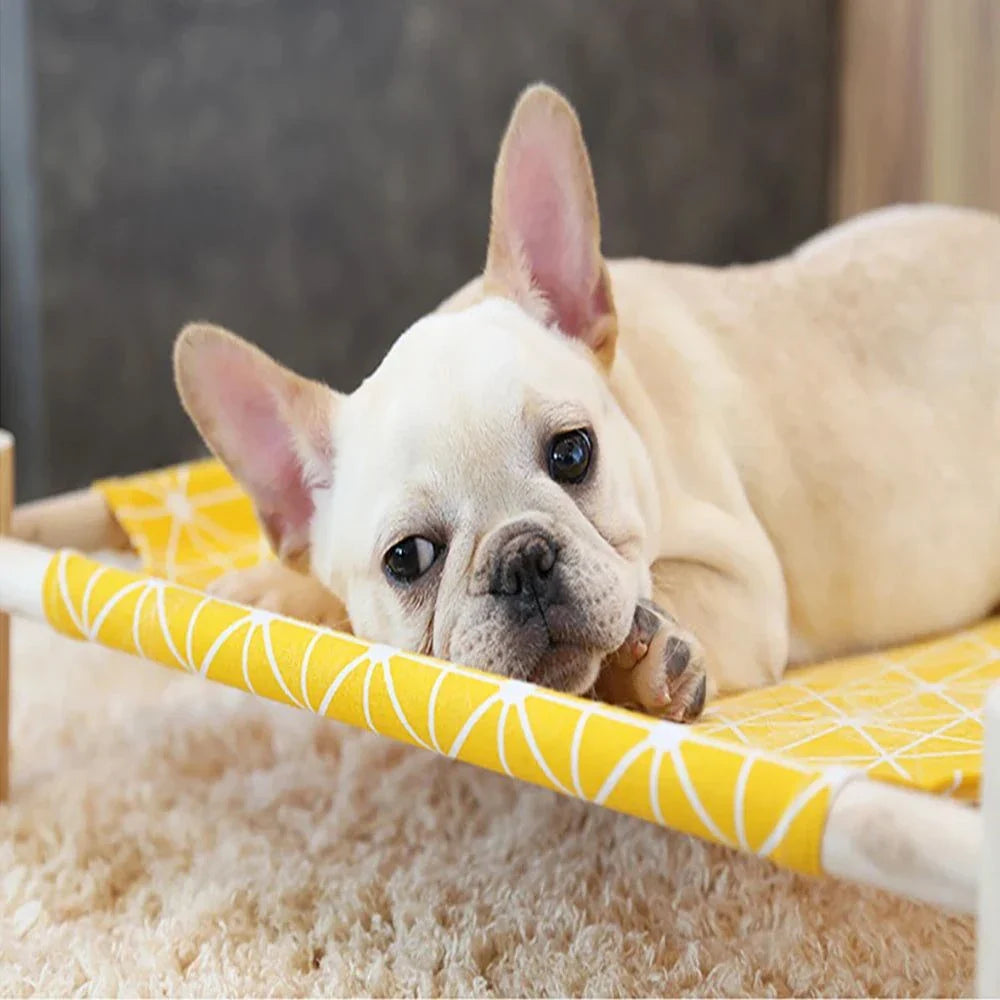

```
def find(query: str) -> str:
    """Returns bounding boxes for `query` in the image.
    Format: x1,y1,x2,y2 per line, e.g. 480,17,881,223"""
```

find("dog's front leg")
652,554,789,692
596,556,788,721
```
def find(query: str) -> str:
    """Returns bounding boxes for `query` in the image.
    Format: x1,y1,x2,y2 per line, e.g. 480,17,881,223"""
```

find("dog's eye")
384,536,440,583
547,428,593,485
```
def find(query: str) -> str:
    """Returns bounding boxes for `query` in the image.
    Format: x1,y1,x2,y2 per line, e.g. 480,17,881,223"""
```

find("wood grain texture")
11,487,129,552
833,0,1000,219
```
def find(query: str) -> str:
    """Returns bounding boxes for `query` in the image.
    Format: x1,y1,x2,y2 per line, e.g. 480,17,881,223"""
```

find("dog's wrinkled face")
309,298,654,691
174,83,659,693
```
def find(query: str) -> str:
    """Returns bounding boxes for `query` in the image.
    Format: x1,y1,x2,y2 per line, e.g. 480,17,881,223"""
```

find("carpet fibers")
0,618,976,997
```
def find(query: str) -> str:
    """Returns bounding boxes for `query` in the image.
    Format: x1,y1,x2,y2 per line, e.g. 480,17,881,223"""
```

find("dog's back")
610,204,1000,660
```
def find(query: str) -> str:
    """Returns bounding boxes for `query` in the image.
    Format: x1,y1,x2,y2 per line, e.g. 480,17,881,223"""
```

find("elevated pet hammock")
0,437,997,996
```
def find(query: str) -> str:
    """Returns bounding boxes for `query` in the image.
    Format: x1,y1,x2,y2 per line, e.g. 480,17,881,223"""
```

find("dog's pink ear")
173,324,340,563
485,84,617,367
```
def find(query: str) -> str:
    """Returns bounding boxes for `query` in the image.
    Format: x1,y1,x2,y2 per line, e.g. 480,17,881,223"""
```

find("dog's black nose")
489,531,559,606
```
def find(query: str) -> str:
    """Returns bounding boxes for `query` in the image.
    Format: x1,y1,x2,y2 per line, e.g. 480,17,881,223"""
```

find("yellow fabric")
97,459,271,590
700,627,999,802
88,460,1000,870
42,548,831,875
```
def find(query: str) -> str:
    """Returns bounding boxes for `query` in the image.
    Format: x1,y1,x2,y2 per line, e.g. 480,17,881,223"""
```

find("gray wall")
6,0,834,497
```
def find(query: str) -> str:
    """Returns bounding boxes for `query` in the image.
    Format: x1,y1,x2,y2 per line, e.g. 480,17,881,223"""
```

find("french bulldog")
174,84,1000,723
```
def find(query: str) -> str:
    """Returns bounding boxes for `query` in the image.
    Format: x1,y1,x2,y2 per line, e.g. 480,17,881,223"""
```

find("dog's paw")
207,562,350,631
596,600,709,722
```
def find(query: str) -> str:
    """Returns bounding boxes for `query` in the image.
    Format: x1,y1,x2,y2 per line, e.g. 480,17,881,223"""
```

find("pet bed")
0,433,997,995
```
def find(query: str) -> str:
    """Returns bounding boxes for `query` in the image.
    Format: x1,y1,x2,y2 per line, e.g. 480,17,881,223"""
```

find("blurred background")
1,0,997,501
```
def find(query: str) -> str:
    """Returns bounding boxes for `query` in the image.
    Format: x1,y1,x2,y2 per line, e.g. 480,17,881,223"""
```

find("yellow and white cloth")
38,459,998,876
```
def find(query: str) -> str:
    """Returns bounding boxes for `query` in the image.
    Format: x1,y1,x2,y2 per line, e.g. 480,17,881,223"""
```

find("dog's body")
443,203,1000,684
176,86,1000,721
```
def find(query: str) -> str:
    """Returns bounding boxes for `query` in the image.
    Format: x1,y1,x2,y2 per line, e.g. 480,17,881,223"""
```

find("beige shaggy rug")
0,616,976,997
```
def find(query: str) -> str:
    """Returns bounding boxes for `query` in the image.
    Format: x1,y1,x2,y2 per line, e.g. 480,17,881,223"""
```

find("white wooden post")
822,776,981,913
978,682,1000,997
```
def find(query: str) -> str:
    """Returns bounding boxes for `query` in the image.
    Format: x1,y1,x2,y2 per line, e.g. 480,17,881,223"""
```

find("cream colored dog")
174,84,1000,723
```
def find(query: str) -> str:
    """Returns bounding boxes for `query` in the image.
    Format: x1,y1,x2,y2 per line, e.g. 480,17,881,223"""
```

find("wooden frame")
981,685,1000,995
0,427,998,994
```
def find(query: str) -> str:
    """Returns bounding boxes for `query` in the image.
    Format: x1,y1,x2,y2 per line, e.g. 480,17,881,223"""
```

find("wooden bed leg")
979,683,1000,997
0,429,13,802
